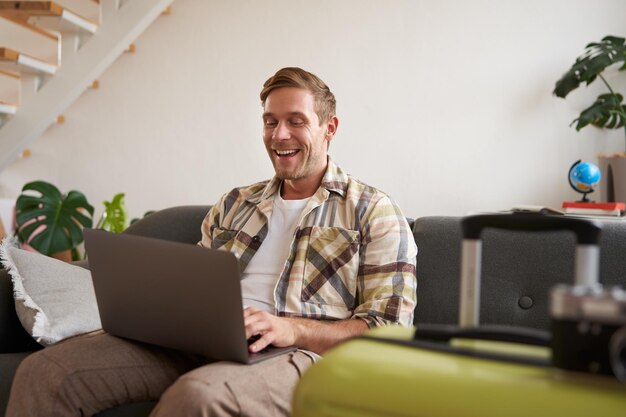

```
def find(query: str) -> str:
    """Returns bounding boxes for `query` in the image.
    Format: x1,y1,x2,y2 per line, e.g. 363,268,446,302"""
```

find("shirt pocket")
302,226,360,308
210,227,239,251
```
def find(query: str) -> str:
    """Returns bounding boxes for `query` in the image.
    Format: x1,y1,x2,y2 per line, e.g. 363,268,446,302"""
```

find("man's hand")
243,307,369,355
244,307,297,353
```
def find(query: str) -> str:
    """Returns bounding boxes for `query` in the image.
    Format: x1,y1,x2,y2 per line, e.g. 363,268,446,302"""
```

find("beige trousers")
6,332,314,417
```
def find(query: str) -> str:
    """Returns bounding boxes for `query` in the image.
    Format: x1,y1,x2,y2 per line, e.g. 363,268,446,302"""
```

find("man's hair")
260,67,336,124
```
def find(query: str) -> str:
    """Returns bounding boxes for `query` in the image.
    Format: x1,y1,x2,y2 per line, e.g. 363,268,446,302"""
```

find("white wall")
1,0,625,221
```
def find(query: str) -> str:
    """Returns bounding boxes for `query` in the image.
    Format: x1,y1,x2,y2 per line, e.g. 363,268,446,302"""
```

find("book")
498,206,626,221
562,201,625,210
562,201,625,217
510,205,564,215
564,207,623,216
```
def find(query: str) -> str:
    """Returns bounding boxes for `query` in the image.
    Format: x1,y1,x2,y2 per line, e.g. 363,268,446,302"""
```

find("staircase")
0,0,174,172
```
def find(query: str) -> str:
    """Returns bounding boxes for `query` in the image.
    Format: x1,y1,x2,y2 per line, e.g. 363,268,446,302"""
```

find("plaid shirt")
199,158,417,327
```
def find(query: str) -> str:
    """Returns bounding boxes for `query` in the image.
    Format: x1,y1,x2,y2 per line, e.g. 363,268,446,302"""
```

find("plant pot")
51,250,73,262
597,154,626,203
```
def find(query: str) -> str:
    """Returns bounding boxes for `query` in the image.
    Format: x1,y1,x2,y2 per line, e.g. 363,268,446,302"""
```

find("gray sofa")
1,205,626,416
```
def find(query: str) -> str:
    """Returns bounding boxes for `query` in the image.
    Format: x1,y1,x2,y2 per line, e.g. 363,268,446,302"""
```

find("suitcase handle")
358,333,550,368
459,213,602,327
461,212,602,244
414,324,550,347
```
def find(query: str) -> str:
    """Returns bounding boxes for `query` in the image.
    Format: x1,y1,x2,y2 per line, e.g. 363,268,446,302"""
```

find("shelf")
0,1,99,34
0,47,57,75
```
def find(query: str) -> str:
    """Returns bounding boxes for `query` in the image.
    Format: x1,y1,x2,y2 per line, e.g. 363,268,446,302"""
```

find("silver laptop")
83,228,296,364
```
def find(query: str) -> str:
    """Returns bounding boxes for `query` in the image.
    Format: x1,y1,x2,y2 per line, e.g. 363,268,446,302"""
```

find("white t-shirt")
240,192,309,312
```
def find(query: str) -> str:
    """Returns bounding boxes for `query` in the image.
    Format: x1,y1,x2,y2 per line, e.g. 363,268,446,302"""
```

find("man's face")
262,87,335,185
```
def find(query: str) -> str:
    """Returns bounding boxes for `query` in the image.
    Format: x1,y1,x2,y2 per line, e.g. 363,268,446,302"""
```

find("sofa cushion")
124,205,210,243
0,241,101,346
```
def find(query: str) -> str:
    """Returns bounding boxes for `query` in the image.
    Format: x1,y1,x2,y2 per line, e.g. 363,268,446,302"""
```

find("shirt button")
252,235,261,243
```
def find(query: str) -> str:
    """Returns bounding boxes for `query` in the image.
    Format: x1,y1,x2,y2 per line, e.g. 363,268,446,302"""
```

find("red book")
562,201,625,217
562,202,625,210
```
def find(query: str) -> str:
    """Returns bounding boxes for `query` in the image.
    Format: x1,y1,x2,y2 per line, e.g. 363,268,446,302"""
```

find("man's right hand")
243,307,297,353
243,307,369,355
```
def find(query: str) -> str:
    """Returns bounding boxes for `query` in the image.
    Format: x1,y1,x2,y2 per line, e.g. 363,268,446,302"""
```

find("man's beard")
272,149,322,181
274,165,306,180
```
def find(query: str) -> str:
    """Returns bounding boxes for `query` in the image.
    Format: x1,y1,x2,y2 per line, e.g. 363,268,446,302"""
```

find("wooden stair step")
0,47,57,75
0,69,20,79
0,1,98,34
0,101,17,115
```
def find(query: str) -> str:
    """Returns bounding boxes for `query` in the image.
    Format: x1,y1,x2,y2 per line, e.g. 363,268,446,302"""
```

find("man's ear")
325,115,339,142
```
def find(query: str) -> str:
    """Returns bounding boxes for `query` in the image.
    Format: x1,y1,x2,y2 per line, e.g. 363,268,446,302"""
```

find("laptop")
83,228,297,364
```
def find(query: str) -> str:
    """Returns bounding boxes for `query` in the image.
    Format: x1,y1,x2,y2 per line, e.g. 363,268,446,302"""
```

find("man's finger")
245,322,265,339
250,333,273,353
244,310,267,328
244,314,271,339
243,306,261,318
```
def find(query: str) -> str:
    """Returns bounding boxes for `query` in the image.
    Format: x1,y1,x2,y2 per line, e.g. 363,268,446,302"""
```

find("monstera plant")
554,35,626,148
15,181,94,261
554,35,626,203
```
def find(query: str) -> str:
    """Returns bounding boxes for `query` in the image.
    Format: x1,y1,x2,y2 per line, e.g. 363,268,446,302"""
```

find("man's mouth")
274,149,300,157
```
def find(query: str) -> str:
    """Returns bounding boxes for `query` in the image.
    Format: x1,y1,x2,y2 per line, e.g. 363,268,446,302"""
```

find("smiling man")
262,85,336,199
6,67,417,417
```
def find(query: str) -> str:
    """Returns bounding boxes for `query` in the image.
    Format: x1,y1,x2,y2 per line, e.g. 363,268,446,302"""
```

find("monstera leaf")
554,35,626,150
15,181,94,257
574,93,626,131
554,36,626,98
96,193,128,233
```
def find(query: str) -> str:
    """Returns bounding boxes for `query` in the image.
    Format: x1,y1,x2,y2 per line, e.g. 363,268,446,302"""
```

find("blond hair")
260,67,336,124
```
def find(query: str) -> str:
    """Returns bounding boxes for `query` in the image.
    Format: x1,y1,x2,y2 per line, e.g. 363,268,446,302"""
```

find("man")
6,67,417,417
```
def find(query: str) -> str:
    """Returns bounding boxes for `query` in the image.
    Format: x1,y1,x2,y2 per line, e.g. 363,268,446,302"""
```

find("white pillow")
0,238,102,346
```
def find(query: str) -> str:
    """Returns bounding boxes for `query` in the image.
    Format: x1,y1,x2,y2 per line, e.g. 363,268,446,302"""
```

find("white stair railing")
0,0,174,172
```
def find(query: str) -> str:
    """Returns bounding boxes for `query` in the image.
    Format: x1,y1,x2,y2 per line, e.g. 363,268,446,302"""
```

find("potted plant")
96,193,128,233
554,35,626,202
15,181,94,261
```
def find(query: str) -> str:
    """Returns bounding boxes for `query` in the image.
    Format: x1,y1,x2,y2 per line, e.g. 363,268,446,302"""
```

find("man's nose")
272,122,290,140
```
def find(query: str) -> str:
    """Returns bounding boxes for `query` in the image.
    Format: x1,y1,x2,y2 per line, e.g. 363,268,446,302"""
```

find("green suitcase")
292,213,626,417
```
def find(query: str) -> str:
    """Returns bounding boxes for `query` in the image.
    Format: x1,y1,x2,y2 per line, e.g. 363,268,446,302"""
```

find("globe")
568,160,601,196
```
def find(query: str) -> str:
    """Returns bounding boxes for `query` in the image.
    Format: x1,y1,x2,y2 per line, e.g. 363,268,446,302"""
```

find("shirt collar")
248,156,349,204
320,156,348,197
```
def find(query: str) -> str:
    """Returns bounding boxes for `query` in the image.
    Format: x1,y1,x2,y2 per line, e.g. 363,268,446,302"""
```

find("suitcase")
291,213,626,417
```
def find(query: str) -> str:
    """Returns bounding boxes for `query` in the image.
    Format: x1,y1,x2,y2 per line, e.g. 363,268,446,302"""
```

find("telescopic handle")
462,212,602,244
459,212,602,328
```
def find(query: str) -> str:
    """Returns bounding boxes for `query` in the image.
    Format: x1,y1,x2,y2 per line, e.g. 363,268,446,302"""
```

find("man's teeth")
275,150,298,156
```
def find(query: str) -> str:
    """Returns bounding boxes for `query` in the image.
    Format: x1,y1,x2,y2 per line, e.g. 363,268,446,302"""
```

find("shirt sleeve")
198,198,225,248
351,195,417,327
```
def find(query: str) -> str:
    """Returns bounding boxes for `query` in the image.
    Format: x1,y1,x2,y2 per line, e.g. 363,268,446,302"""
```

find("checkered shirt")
199,158,417,327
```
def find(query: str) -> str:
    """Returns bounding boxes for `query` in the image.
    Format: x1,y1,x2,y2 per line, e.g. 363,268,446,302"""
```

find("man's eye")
264,120,277,127
289,119,304,126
